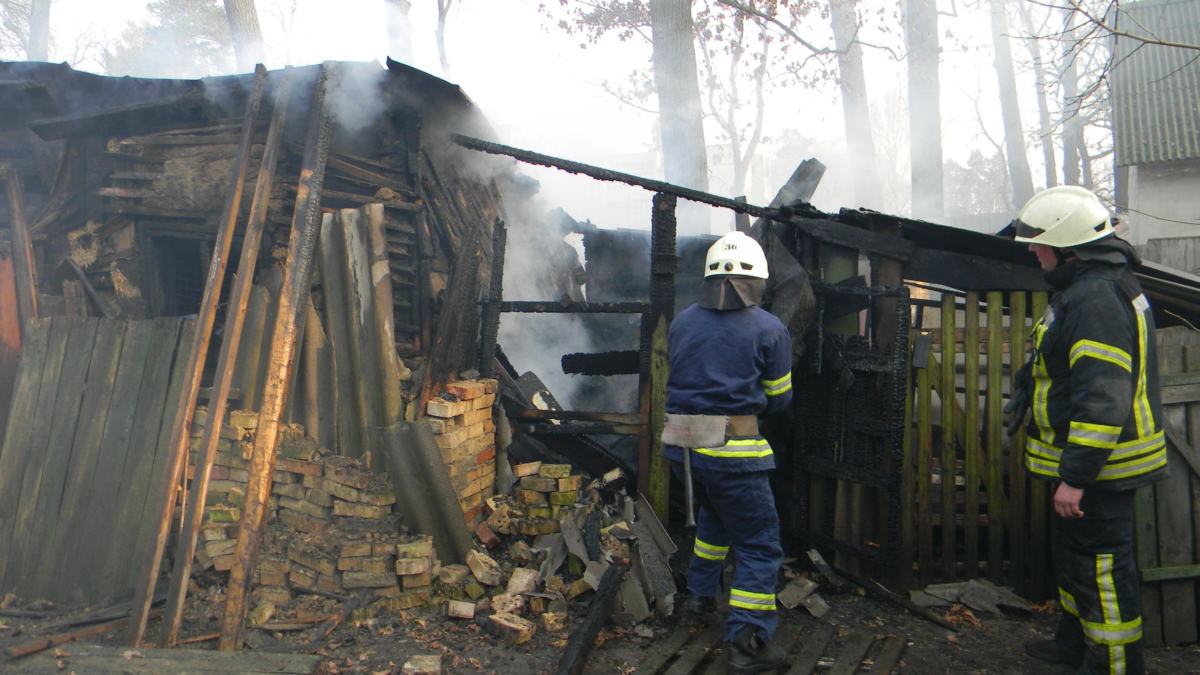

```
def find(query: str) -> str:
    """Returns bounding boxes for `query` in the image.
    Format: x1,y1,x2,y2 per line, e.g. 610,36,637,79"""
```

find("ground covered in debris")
5,584,1200,674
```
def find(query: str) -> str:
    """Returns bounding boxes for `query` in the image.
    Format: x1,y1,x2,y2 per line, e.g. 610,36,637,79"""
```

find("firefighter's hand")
1053,483,1085,519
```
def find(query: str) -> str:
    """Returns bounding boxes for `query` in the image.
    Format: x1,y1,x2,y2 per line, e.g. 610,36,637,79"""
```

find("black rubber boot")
1024,638,1083,667
727,625,788,674
683,595,718,624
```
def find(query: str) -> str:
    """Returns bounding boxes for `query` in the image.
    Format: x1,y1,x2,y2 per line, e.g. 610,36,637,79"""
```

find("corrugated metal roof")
1112,0,1200,166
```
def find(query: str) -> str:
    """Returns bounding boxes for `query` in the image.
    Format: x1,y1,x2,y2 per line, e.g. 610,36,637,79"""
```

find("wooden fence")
902,294,1200,645
902,290,1052,597
1139,326,1200,646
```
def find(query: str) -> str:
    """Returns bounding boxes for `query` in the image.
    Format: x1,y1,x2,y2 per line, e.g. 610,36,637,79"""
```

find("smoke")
325,61,388,135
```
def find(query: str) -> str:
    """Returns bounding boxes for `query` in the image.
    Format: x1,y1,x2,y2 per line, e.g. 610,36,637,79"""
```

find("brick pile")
186,409,436,618
424,379,498,525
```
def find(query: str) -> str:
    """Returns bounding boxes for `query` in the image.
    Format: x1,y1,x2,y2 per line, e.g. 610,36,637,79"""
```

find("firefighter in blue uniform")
662,231,793,675
1010,186,1168,674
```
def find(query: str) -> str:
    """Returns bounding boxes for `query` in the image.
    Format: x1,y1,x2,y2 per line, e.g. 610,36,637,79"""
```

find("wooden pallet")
636,620,906,675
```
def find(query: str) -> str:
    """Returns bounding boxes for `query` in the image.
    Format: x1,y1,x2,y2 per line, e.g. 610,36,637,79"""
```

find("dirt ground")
4,584,1200,674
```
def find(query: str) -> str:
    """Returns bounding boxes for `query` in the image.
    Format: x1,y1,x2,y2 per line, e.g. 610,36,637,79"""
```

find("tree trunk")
27,0,50,61
1018,1,1057,189
989,0,1034,208
224,0,266,72
384,0,413,64
649,0,709,235
1061,10,1087,187
830,0,881,209
905,0,943,219
436,0,453,78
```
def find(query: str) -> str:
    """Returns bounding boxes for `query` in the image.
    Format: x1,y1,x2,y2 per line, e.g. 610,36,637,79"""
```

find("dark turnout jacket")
1023,246,1168,491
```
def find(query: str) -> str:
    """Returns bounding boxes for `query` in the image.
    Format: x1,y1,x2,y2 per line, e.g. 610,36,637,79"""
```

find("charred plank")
562,350,639,376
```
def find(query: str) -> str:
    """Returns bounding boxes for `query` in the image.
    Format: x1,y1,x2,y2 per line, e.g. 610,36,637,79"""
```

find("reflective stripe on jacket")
1024,262,1167,490
664,303,793,472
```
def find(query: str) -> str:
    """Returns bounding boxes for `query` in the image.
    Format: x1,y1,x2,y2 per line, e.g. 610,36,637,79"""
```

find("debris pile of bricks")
424,378,498,525
186,409,437,620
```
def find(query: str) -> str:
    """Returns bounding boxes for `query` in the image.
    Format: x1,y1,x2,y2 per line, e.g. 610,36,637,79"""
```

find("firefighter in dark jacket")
1010,186,1167,674
661,231,793,675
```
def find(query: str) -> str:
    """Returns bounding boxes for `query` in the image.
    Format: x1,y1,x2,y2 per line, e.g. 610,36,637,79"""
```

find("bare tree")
829,0,881,208
989,0,1034,208
1018,0,1058,189
436,0,453,77
26,0,47,60
384,0,413,64
905,0,943,219
223,0,265,71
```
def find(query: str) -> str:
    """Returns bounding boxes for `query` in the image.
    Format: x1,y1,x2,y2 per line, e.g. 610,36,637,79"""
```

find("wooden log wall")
1137,326,1200,646
0,316,193,605
903,290,1051,596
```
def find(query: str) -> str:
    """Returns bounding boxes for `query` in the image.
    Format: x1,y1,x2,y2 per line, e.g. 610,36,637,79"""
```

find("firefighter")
1010,185,1168,674
661,230,793,675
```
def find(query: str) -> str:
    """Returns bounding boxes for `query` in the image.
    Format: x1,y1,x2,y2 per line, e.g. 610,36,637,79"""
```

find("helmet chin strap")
699,276,766,310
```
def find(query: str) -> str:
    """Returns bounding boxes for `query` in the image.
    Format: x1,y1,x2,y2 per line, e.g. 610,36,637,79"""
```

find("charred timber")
496,300,649,314
561,350,638,376
508,409,644,425
453,134,777,219
30,93,211,140
517,422,645,436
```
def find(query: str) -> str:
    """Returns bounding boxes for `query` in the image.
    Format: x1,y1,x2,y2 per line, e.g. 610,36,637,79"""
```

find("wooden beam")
127,65,268,648
219,63,334,652
160,67,292,647
2,166,39,330
906,247,1048,291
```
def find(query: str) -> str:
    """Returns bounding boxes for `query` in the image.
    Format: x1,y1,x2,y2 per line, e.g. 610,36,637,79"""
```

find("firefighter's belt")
662,414,759,448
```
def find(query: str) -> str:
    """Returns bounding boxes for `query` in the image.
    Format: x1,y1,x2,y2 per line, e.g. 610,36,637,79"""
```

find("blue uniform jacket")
663,304,793,472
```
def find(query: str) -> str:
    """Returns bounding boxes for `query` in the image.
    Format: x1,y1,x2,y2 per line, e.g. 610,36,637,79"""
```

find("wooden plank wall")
903,290,1051,595
1142,237,1200,274
1137,326,1200,646
0,316,193,606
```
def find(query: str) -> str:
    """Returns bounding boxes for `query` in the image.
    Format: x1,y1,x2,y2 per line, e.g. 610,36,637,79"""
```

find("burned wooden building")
3,52,1200,663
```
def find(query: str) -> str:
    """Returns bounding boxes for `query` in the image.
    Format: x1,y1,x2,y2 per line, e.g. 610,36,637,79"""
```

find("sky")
41,0,1038,236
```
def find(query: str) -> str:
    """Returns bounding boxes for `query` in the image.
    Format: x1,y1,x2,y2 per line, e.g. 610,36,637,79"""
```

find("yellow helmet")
1013,185,1114,248
704,231,768,279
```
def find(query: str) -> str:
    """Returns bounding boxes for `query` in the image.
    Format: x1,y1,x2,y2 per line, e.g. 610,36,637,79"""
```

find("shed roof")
1112,0,1200,166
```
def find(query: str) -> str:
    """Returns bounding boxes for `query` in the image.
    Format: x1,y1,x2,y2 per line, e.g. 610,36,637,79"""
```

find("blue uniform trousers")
673,460,782,642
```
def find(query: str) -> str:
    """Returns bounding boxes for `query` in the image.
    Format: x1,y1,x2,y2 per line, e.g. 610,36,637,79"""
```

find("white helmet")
1013,185,1114,248
704,231,768,279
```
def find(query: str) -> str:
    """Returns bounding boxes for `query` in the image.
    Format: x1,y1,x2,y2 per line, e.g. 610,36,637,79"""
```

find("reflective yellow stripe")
692,439,773,459
1097,447,1167,480
1068,420,1122,449
1133,309,1153,437
693,538,728,561
1026,432,1165,482
1085,553,1141,662
761,372,792,397
1069,339,1132,372
1059,588,1079,616
1108,431,1164,460
729,588,776,611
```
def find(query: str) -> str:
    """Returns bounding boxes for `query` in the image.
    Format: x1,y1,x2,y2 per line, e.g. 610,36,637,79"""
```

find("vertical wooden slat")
1007,292,1028,593
917,352,934,587
1186,347,1200,646
2,166,39,329
1156,344,1198,644
220,65,333,651
940,294,957,581
318,211,361,455
365,203,405,430
0,254,21,444
899,327,916,591
644,193,676,520
1027,291,1050,597
963,291,981,579
985,292,1005,584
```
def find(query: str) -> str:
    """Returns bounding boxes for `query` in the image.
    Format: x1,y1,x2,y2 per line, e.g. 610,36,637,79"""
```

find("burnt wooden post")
160,67,293,647
219,63,334,652
478,220,506,379
2,166,39,330
128,64,268,647
640,193,676,520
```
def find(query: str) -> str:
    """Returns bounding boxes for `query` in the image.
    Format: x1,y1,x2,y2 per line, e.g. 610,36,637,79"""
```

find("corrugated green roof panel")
1112,0,1200,166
